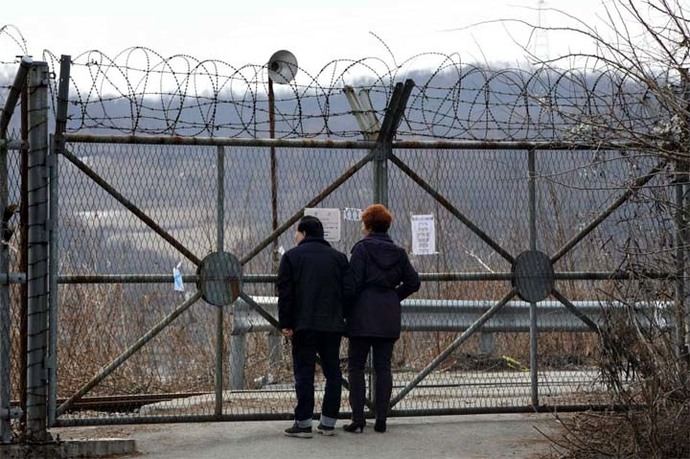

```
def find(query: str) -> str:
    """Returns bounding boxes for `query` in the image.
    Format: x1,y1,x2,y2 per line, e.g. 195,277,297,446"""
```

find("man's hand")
282,328,294,338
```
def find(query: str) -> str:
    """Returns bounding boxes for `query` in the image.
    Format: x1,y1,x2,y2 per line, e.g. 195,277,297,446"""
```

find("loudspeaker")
268,50,298,84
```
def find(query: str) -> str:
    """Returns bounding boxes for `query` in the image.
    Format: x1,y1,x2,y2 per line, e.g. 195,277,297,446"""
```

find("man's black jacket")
277,236,349,333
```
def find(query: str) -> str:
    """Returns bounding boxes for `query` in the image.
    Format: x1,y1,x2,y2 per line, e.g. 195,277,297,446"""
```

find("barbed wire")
0,25,29,121
0,24,683,143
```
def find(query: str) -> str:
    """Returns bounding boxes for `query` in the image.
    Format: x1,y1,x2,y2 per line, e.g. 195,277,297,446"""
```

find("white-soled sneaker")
317,424,336,436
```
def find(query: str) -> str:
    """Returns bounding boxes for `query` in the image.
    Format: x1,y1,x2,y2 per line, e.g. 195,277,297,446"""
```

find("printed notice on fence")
411,214,436,255
173,262,185,292
343,208,362,222
304,208,341,242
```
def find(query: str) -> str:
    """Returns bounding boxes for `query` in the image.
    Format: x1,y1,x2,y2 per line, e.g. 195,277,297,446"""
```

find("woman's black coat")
345,232,421,339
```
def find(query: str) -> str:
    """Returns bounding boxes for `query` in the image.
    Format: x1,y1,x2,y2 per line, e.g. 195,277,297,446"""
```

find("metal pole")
54,270,675,285
528,149,539,408
62,132,648,152
48,55,70,428
373,143,388,206
0,56,30,443
0,140,11,444
268,78,278,257
368,81,413,415
26,61,50,441
215,146,224,416
19,68,29,434
228,334,246,390
47,135,58,427
267,78,282,383
0,57,33,138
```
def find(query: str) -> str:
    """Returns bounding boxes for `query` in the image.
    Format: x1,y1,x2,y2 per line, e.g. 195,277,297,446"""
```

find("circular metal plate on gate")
511,250,554,303
196,252,242,306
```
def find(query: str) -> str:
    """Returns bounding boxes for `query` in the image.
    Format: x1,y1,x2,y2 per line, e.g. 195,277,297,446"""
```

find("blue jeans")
291,331,342,422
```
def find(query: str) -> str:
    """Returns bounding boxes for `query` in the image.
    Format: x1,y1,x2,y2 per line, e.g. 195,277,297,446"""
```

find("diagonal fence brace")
240,151,374,266
60,148,202,266
551,160,667,264
389,289,517,408
57,291,202,416
551,288,600,333
390,153,516,264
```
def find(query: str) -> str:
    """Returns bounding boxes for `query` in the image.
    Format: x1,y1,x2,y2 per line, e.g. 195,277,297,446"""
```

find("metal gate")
2,54,682,436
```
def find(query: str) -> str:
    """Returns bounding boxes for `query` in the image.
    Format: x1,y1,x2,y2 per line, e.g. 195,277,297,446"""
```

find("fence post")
229,334,246,390
478,333,496,355
25,61,51,441
19,62,30,435
370,80,414,414
48,55,71,427
0,138,10,444
1,56,32,444
372,82,413,205
528,148,539,407
215,145,225,416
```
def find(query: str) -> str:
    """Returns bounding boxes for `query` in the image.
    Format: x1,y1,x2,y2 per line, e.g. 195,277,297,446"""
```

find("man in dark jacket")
278,215,349,438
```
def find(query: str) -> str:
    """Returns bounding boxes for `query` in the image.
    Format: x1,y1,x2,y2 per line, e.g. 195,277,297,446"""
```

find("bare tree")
521,2,690,457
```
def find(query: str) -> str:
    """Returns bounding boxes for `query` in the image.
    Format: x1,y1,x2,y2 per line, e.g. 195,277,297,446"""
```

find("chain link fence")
49,137,671,425
0,27,684,430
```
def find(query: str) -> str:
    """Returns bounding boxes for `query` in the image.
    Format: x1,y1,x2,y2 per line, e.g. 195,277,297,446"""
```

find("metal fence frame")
1,57,687,439
47,132,676,428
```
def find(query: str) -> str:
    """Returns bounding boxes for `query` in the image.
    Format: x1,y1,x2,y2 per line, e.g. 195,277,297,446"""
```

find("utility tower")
532,0,550,60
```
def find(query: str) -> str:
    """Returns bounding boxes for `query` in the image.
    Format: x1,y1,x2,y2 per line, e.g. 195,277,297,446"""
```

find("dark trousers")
291,330,342,422
347,337,396,423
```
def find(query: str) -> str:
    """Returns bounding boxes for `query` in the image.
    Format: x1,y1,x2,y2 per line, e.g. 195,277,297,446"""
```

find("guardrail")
227,296,672,389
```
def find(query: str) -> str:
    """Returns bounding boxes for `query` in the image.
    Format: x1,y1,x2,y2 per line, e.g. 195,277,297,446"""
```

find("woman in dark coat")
344,204,421,433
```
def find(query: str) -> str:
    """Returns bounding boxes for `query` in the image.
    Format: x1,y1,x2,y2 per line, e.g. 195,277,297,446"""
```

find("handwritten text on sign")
411,214,436,255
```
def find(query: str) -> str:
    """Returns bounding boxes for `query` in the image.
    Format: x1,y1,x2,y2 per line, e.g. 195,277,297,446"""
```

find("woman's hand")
281,328,294,338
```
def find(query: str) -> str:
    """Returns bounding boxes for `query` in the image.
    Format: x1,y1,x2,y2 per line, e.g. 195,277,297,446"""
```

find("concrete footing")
0,438,136,458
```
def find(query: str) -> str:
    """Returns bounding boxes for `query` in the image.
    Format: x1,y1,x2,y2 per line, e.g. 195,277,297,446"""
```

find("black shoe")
316,424,336,436
284,423,313,438
374,419,387,433
343,421,365,433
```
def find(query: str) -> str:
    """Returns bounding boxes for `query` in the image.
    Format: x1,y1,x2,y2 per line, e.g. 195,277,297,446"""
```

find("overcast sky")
1,0,625,71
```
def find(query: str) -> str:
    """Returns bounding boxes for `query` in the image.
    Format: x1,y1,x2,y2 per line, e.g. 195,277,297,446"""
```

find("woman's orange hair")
361,204,393,233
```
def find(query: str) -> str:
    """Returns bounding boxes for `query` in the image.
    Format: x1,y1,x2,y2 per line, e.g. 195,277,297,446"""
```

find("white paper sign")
411,214,436,255
173,262,185,292
343,208,363,222
304,208,342,242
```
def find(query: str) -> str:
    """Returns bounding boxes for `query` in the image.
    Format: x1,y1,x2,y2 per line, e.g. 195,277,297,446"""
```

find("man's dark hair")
297,215,324,238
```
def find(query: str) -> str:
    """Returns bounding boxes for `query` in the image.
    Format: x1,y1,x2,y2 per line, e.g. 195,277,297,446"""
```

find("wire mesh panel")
54,141,377,423
388,148,531,413
49,137,675,425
